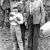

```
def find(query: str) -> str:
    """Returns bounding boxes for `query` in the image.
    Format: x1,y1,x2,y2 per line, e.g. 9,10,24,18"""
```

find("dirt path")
0,27,28,50
0,27,12,50
0,27,50,50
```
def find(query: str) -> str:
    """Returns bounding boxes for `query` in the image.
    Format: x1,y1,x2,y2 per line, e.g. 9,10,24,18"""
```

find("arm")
17,13,23,24
25,1,29,18
9,17,15,21
40,0,45,25
9,13,16,21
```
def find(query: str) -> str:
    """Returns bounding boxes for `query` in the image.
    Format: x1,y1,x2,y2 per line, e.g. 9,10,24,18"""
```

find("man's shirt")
29,1,34,15
9,12,23,25
25,0,45,24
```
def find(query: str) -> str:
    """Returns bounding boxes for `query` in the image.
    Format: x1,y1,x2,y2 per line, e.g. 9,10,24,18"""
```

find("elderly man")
25,0,45,50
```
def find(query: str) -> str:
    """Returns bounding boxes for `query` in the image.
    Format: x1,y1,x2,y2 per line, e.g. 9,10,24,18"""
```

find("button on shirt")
29,0,37,15
29,1,33,15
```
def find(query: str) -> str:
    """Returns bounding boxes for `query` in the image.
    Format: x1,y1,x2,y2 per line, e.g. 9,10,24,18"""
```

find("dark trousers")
28,15,40,50
28,15,33,50
33,24,40,50
20,23,26,47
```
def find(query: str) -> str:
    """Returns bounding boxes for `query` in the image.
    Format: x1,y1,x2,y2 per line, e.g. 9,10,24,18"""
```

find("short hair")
13,7,18,9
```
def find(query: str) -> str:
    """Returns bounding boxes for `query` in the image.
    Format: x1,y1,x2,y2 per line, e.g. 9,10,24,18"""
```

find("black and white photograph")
0,0,50,50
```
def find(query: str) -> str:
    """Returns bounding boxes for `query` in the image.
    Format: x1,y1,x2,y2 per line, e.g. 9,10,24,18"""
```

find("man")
25,0,45,50
25,0,33,50
9,7,24,50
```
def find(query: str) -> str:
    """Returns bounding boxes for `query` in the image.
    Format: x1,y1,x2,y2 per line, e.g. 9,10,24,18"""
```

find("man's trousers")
20,23,26,47
28,15,40,50
10,25,24,50
28,15,33,50
33,24,40,50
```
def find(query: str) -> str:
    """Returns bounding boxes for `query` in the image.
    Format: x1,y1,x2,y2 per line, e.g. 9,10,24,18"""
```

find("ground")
0,27,12,50
0,27,28,50
0,27,50,50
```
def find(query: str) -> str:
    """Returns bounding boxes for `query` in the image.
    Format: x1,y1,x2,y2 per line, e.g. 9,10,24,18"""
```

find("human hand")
25,22,28,26
40,23,45,27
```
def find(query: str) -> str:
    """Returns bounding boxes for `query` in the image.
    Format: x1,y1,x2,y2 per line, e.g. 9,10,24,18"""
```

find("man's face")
12,9,18,13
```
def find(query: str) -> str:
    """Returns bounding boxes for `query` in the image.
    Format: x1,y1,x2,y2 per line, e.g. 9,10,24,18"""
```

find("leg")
28,15,33,50
20,23,26,47
10,25,17,50
33,24,40,50
15,25,24,50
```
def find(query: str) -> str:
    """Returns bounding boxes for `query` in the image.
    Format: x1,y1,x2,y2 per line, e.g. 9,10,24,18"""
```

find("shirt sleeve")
9,12,16,21
40,0,45,24
17,13,23,24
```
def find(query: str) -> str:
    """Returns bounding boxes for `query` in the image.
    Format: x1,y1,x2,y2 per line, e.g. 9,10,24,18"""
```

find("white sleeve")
9,16,16,21
9,12,16,21
17,13,23,24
